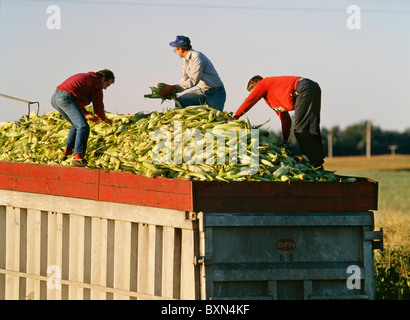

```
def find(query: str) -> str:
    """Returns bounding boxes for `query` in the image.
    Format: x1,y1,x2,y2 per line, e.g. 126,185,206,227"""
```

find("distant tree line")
269,121,410,156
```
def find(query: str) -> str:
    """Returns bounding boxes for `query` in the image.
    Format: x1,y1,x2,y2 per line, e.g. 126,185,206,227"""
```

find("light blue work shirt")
176,50,224,92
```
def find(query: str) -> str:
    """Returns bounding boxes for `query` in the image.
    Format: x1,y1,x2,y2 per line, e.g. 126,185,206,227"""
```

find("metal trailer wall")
198,212,382,300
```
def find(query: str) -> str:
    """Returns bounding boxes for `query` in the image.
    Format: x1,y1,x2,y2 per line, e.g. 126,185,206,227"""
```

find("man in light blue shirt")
160,35,226,111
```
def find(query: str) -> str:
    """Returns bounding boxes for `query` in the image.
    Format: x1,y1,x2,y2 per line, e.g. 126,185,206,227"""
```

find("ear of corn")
144,83,182,108
0,106,348,182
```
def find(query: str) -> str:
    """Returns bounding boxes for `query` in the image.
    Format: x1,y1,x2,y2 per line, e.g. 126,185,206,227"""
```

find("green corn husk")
144,82,182,108
0,106,345,182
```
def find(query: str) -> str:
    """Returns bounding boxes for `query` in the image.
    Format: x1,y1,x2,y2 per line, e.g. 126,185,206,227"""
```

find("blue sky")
0,0,409,132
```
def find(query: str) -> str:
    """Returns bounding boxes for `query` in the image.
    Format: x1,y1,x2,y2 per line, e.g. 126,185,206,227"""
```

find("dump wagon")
0,161,381,300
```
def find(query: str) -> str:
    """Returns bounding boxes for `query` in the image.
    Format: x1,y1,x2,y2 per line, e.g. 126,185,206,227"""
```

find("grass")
324,155,410,299
324,154,410,172
324,154,410,214
373,209,410,299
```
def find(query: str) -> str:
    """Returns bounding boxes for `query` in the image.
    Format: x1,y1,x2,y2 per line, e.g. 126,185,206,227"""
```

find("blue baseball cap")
169,35,191,47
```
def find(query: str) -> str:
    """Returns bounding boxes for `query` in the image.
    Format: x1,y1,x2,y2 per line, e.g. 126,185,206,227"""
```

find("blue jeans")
177,86,226,111
51,90,89,156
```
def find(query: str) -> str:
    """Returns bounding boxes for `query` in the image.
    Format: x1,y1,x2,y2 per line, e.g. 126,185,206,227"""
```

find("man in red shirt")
233,75,325,168
51,69,114,167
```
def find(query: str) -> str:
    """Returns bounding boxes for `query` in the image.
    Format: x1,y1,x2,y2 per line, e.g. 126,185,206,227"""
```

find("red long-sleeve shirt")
57,72,106,120
234,76,301,142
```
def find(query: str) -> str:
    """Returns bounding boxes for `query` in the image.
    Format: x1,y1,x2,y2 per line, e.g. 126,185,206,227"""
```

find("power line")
16,0,410,14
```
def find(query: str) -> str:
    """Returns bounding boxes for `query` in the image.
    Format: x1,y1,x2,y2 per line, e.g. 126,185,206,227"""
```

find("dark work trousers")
293,78,325,167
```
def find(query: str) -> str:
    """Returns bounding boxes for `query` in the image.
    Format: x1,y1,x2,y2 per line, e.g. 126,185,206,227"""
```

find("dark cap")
169,35,191,47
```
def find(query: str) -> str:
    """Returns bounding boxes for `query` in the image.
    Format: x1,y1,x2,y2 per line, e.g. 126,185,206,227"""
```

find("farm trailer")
0,161,382,300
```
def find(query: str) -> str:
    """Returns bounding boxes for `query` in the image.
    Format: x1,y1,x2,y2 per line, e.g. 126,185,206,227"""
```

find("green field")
334,170,410,213
325,155,410,213
325,155,410,299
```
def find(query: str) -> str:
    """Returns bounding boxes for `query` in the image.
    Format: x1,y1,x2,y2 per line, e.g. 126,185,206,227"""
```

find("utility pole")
366,121,371,158
327,133,333,158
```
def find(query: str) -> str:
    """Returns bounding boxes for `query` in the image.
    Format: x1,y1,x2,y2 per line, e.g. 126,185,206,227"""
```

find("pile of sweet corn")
0,106,353,182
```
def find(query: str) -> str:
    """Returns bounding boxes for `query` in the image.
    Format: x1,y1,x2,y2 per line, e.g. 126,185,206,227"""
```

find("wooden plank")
0,268,173,299
25,209,42,300
47,212,63,300
113,220,131,299
0,161,15,176
68,215,84,299
83,217,92,299
173,229,181,300
5,206,20,300
180,229,196,299
40,211,49,299
99,170,193,210
99,170,192,194
147,224,156,296
98,185,193,211
9,162,96,183
0,190,193,230
0,162,15,194
148,225,163,297
0,206,5,300
11,176,97,201
137,223,149,295
129,223,138,299
0,175,12,191
162,227,175,299
19,208,27,300
106,220,115,300
0,161,99,200
90,217,108,300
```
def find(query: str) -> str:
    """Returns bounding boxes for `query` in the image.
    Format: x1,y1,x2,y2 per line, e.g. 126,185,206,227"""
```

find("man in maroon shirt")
51,69,114,167
233,75,325,168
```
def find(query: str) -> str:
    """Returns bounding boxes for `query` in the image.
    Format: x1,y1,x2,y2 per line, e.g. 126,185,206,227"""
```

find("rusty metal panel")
192,178,378,213
199,211,381,300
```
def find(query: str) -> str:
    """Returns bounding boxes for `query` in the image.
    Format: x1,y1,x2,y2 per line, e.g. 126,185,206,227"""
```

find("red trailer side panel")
0,161,378,213
0,161,99,200
98,170,193,211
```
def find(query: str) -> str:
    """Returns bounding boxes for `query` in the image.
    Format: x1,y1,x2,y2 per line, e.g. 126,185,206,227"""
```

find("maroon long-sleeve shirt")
57,72,106,120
